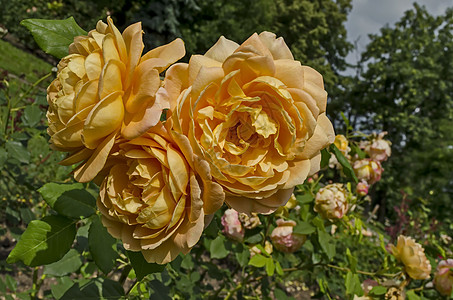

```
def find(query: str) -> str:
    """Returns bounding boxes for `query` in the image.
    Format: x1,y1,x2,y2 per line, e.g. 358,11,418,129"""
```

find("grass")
0,39,53,84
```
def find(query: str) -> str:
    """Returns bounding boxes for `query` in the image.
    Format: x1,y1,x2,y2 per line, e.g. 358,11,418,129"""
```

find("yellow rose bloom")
47,17,185,182
164,32,335,214
97,122,224,264
334,134,349,155
391,235,432,280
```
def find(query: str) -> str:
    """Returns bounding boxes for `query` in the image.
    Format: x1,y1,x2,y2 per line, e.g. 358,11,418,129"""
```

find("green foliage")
132,0,352,94
39,183,96,218
343,4,453,221
2,4,453,300
0,0,125,53
20,17,86,58
7,215,76,266
88,216,119,274
44,249,83,276
0,40,52,84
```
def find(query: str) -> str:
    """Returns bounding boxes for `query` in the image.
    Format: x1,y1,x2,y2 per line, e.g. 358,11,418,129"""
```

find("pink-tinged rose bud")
314,183,349,220
356,180,369,196
434,259,453,296
391,235,432,280
270,219,306,253
221,209,244,242
353,159,383,184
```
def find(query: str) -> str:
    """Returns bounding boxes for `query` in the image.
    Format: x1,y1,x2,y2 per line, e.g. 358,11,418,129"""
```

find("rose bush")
47,17,185,182
96,122,224,264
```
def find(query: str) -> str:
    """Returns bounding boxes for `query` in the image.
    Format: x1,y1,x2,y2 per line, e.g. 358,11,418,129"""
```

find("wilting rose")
391,235,431,280
434,259,453,296
353,159,383,184
221,208,244,242
97,122,224,264
356,180,369,196
385,287,404,300
239,212,261,229
47,17,185,182
314,183,349,220
270,219,306,253
364,132,392,162
164,32,335,214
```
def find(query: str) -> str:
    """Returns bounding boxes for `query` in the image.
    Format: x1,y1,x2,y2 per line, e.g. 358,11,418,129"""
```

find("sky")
345,0,453,65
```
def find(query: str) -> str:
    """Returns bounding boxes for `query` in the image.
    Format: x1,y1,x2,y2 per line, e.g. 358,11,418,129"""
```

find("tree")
342,4,453,220
128,0,353,93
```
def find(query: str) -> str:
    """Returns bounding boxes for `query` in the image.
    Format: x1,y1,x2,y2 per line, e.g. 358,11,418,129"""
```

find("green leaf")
60,278,124,300
20,207,36,224
369,286,387,296
406,290,421,300
5,140,30,164
340,112,350,129
0,276,6,293
274,288,295,300
127,251,165,280
149,279,171,300
346,248,357,273
44,249,82,276
88,216,118,274
5,274,16,292
21,17,87,59
320,148,331,168
39,182,84,204
330,143,358,183
0,148,7,168
234,243,250,267
51,277,74,299
248,254,267,268
345,271,362,296
39,183,95,218
351,143,366,159
293,221,316,235
275,261,283,276
180,253,194,270
296,194,314,205
7,215,76,266
244,232,263,244
210,235,229,259
318,229,336,260
22,105,42,127
265,258,275,276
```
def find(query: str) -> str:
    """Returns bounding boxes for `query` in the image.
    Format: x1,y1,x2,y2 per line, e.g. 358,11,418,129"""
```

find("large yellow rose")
164,32,335,214
391,235,431,280
97,122,224,264
47,17,185,182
